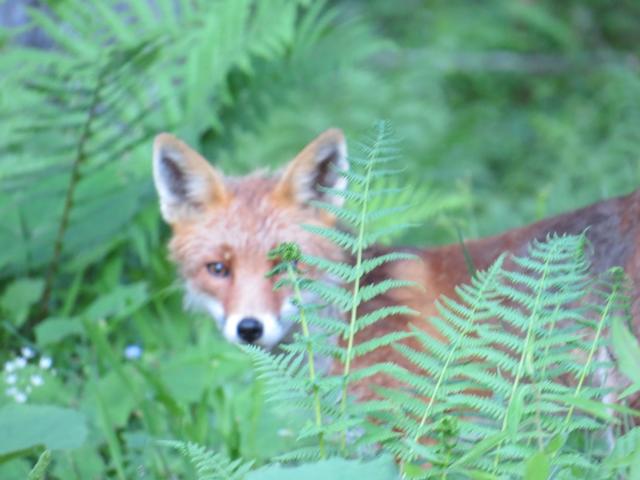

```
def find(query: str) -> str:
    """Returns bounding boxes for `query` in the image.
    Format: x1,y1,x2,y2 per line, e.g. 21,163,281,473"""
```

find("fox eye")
206,261,230,278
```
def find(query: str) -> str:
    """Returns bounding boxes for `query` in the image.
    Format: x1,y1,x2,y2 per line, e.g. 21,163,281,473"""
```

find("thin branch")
36,64,106,320
373,49,640,75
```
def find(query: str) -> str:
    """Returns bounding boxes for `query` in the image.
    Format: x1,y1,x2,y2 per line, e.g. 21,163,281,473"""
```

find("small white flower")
39,357,52,370
30,374,44,387
14,357,26,369
124,344,143,360
4,374,17,385
5,386,17,397
4,360,15,373
20,347,35,359
14,391,27,403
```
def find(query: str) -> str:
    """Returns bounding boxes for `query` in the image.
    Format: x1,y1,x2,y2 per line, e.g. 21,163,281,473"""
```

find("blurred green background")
1,0,640,477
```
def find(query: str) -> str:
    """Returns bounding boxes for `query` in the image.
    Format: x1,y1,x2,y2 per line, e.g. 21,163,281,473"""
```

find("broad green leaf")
247,455,398,480
0,278,44,327
450,432,509,469
631,443,640,480
620,383,640,401
524,451,550,480
466,471,499,480
50,445,105,480
602,427,640,470
549,395,627,422
0,458,30,477
35,316,83,346
159,352,227,403
506,384,528,437
83,282,148,321
81,366,142,428
612,319,640,387
0,405,87,455
544,433,566,455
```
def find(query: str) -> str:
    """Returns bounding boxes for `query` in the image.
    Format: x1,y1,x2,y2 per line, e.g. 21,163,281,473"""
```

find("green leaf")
27,449,51,480
0,458,30,477
247,455,398,480
544,433,566,455
524,451,550,480
35,316,83,346
449,432,509,470
466,471,499,480
505,384,528,437
551,395,616,422
603,428,640,470
160,353,218,403
49,445,105,480
81,366,142,428
620,383,640,401
0,278,44,327
0,405,87,455
82,282,148,321
612,318,640,387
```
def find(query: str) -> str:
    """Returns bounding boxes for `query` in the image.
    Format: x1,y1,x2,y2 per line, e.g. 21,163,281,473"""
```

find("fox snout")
236,317,264,343
223,310,292,349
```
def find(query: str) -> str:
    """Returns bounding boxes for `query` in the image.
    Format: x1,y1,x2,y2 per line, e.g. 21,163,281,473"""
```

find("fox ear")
152,133,229,223
274,128,348,208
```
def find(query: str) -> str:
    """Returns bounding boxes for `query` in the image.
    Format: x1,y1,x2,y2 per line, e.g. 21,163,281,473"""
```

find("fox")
152,128,640,405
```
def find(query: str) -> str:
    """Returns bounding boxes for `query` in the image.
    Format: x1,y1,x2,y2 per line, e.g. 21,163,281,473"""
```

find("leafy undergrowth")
1,126,640,479
2,0,640,478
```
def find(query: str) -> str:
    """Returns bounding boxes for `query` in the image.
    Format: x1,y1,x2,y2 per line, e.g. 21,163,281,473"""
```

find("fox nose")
237,317,264,343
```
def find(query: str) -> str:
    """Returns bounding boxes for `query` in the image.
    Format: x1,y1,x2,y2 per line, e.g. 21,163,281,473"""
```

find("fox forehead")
153,128,348,283
169,172,335,274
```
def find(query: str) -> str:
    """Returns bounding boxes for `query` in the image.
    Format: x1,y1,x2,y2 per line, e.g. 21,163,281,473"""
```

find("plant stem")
563,280,618,430
414,263,500,449
287,262,326,458
339,125,378,453
38,65,106,320
492,242,558,473
528,299,563,451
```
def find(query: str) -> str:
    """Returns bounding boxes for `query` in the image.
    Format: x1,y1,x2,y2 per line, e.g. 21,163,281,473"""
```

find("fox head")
152,129,348,348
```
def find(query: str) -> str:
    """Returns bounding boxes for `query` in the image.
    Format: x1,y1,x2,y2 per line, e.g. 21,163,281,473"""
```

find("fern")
243,125,639,475
268,242,328,456
243,122,419,460
162,441,253,480
381,233,632,477
0,0,374,320
364,176,468,245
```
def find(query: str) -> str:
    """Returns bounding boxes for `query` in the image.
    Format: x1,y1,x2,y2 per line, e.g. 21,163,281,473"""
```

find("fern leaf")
162,441,253,480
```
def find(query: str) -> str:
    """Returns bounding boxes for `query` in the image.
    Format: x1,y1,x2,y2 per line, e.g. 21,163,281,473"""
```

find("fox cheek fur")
152,129,349,348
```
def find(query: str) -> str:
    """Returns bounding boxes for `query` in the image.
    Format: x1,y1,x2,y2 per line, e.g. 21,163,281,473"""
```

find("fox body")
153,129,640,403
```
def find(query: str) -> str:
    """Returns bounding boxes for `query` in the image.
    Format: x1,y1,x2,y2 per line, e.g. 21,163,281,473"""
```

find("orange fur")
346,192,640,403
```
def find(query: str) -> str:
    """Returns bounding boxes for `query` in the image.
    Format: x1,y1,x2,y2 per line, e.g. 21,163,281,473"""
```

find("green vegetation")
1,1,640,478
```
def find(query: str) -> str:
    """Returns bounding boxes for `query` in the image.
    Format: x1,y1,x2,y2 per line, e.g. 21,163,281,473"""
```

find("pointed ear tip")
153,132,181,152
323,127,345,142
319,128,347,159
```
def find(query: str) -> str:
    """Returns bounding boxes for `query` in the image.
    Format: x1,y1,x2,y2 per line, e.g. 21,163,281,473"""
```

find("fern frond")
242,123,420,459
161,441,253,480
381,233,632,477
